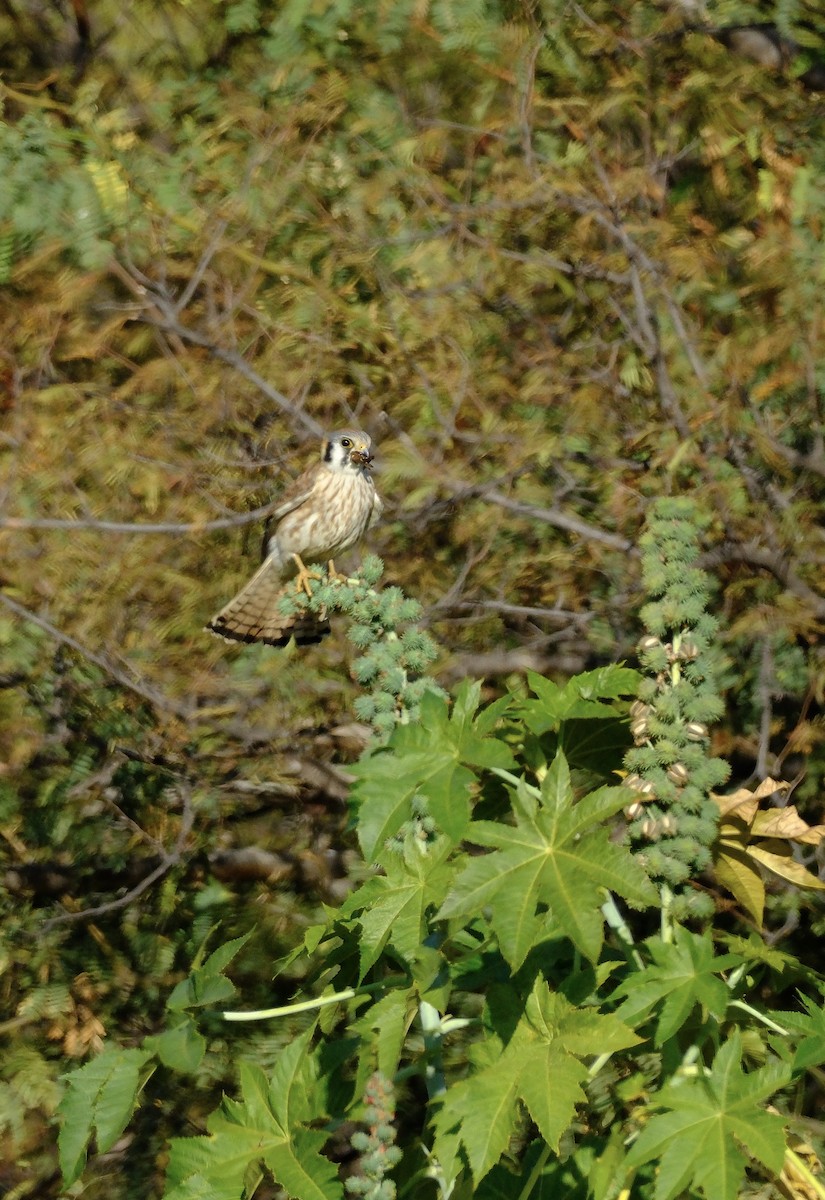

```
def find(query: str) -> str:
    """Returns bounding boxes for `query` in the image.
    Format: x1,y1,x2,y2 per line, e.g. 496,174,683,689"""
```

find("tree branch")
108,260,326,438
42,780,195,928
483,490,633,551
0,498,281,535
701,542,825,617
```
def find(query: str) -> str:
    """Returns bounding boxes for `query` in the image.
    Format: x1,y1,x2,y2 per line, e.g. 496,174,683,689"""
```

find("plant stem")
601,892,644,969
222,975,407,1021
660,884,674,943
727,999,790,1036
419,1000,448,1098
784,1147,825,1200
516,1142,552,1200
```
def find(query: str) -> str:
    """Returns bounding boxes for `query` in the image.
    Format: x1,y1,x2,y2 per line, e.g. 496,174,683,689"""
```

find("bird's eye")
341,438,352,448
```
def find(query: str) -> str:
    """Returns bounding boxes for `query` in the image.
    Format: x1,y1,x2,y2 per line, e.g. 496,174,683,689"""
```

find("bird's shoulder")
269,459,326,521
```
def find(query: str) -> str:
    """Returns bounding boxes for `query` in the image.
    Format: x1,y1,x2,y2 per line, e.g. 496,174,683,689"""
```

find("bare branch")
440,646,589,683
755,639,775,781
432,598,594,624
483,490,634,551
701,542,825,617
108,260,326,438
42,780,196,928
0,498,280,535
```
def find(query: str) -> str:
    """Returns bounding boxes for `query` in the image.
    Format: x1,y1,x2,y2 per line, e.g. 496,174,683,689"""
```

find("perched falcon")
207,430,383,647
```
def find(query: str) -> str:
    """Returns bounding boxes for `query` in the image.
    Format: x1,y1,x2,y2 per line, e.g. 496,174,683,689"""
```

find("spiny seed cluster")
276,555,445,735
345,1071,402,1199
386,793,438,853
625,499,730,920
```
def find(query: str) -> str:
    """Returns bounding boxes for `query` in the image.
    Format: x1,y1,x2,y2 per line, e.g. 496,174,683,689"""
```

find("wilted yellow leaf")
713,843,766,925
712,779,825,923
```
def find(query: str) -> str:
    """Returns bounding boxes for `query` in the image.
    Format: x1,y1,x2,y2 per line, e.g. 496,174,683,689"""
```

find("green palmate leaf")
517,668,639,776
625,1034,789,1200
521,667,641,733
152,1017,207,1074
448,680,520,769
433,979,638,1186
351,987,416,1093
432,1052,523,1185
166,1034,341,1200
558,717,632,777
166,931,252,1013
612,928,739,1045
340,841,453,975
438,753,656,967
773,995,825,1072
58,1046,153,1186
352,686,517,859
347,752,426,862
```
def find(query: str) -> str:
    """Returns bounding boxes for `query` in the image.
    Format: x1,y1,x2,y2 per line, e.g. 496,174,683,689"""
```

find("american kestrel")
207,430,383,647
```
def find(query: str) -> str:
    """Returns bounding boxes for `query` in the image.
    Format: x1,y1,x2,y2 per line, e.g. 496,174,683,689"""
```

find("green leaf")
58,1047,153,1186
521,668,640,734
353,687,517,857
152,1018,207,1074
351,987,415,1086
569,666,642,700
341,842,452,974
625,1034,789,1200
612,928,739,1045
433,980,638,1186
439,753,656,967
166,1035,342,1200
775,995,825,1071
349,752,423,861
433,1054,523,1184
167,932,252,1013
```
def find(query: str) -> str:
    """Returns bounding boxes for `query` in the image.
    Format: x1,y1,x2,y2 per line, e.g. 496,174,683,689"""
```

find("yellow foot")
291,554,320,597
327,559,348,584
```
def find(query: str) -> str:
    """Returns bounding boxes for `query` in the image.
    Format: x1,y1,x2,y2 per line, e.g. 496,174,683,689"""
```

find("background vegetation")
1,0,824,1196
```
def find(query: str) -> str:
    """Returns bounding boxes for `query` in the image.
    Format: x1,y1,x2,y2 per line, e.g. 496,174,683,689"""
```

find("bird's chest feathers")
277,469,375,561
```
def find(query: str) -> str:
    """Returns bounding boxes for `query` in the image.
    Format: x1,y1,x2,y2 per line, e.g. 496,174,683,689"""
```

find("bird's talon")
327,559,348,584
291,554,319,597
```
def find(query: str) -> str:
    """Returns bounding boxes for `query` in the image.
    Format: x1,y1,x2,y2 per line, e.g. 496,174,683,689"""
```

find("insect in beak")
352,448,373,466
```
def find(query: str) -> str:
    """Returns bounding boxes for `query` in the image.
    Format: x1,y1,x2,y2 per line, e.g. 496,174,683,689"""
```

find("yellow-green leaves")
432,979,639,1187
439,753,657,968
626,1034,789,1200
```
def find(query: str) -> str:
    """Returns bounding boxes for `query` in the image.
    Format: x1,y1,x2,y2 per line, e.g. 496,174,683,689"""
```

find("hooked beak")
351,448,373,467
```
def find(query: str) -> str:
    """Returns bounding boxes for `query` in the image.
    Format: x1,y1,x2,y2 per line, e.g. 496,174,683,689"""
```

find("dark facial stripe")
323,440,334,463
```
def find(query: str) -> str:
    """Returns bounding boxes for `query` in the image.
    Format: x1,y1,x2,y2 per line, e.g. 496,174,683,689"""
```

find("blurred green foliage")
1,0,825,1195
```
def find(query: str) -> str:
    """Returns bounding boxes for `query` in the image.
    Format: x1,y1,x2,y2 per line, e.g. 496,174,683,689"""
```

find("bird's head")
323,430,374,472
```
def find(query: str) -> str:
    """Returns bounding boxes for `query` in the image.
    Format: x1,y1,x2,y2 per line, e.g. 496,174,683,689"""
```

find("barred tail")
206,558,330,647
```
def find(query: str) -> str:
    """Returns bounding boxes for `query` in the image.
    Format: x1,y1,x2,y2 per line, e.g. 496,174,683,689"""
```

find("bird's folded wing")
368,489,384,529
268,463,319,522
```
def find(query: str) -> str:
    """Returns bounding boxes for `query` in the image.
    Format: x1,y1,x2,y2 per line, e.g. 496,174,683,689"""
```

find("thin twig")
42,780,195,928
0,497,280,535
483,490,633,551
